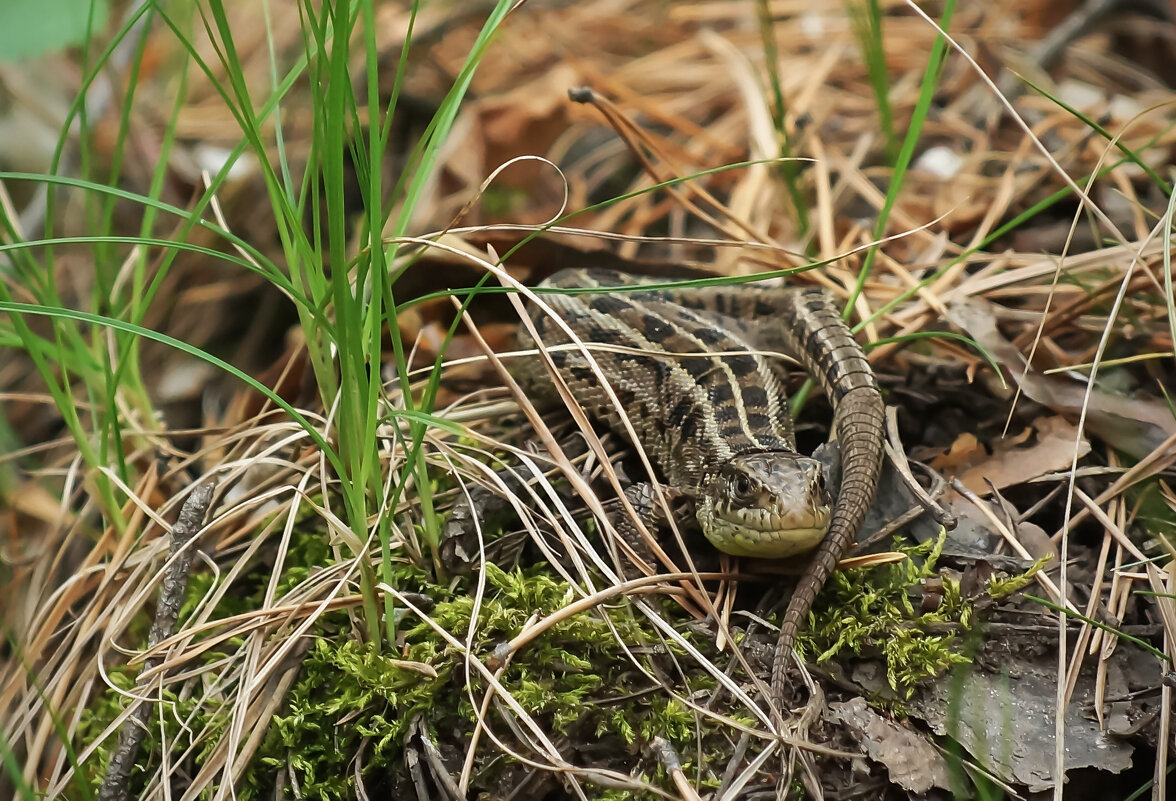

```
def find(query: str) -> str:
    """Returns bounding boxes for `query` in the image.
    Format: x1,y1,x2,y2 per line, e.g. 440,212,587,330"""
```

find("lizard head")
695,452,831,558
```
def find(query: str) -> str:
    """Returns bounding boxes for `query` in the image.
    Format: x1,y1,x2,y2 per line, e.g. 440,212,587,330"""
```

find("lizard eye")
734,474,753,497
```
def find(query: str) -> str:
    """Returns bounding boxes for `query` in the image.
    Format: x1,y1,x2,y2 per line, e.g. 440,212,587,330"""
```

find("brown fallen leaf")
946,298,1176,460
905,649,1138,792
826,697,953,794
949,416,1091,497
930,431,989,473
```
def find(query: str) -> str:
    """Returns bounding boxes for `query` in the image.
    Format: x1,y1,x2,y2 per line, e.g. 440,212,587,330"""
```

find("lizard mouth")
695,452,832,558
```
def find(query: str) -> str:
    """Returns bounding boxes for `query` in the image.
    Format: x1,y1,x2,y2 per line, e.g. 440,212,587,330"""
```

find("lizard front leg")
607,481,691,576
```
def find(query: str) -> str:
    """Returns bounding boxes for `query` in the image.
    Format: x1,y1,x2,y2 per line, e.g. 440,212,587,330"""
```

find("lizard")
510,267,886,703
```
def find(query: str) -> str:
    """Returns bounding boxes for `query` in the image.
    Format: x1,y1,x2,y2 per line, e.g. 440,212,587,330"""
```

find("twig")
651,736,702,801
885,407,956,530
98,478,218,801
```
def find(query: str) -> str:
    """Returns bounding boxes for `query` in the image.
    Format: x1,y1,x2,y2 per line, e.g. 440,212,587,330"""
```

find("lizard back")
513,270,799,490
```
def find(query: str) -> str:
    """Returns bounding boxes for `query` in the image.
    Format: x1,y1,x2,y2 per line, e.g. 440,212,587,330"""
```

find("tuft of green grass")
845,0,956,315
753,0,811,241
0,0,517,648
846,0,896,163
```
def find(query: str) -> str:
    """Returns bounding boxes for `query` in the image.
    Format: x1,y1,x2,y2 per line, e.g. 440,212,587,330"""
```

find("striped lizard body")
512,268,886,699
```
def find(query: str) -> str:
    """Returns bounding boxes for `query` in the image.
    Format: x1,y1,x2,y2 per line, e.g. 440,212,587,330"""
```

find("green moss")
257,560,723,798
799,528,982,697
77,507,1043,800
987,555,1049,599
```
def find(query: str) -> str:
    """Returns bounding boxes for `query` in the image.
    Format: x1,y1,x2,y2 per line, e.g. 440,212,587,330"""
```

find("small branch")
98,478,218,801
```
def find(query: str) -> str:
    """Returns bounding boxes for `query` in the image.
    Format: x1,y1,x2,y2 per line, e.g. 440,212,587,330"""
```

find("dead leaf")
930,432,988,473
952,416,1091,496
905,657,1136,792
946,299,1176,460
826,697,953,794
